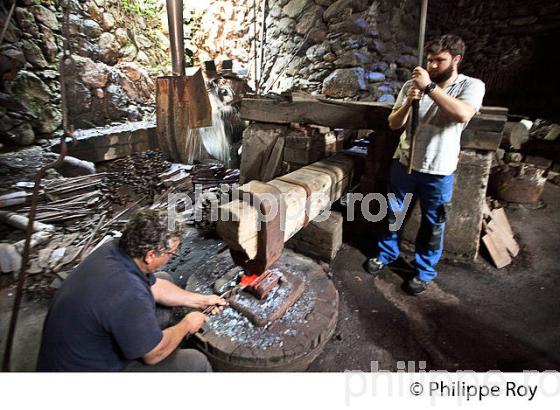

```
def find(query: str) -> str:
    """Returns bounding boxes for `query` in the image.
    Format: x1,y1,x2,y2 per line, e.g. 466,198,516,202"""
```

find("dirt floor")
309,182,560,371
1,182,559,372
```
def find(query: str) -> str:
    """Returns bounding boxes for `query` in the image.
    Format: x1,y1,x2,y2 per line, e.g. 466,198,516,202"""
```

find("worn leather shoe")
405,277,429,295
365,257,385,276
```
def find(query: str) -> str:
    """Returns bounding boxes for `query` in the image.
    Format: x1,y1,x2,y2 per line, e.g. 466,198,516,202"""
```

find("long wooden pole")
407,0,429,174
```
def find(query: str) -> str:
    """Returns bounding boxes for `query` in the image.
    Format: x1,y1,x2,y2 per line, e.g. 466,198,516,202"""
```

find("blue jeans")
376,160,455,282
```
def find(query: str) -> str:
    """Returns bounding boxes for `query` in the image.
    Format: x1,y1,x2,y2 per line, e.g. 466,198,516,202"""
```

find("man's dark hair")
119,209,183,258
425,34,466,58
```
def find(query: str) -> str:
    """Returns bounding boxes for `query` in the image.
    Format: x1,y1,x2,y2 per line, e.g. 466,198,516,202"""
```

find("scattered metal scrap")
0,150,240,286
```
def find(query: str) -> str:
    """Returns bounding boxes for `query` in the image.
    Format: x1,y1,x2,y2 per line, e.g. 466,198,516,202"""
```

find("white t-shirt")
392,74,486,176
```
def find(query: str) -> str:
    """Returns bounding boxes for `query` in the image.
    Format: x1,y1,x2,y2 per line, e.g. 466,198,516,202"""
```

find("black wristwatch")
424,82,437,94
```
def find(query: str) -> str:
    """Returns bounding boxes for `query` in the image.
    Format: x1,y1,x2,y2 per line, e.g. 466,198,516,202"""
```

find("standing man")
37,209,226,371
366,34,485,295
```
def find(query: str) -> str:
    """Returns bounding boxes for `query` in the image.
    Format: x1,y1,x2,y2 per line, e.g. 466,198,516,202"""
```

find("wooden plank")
240,96,393,130
482,232,512,268
488,208,520,257
241,95,507,136
490,208,515,238
487,220,520,258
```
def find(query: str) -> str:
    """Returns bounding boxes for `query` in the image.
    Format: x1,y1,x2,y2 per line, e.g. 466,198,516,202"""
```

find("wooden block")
488,208,519,257
284,147,321,165
262,136,285,182
490,208,514,238
482,232,512,268
287,211,343,262
486,220,520,258
283,128,329,165
503,121,530,150
239,123,287,184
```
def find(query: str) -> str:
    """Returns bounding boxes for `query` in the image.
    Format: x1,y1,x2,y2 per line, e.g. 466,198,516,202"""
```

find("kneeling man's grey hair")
119,208,184,258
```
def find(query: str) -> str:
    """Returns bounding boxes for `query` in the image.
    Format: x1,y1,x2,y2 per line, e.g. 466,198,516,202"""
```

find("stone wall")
261,0,419,100
427,0,560,122
186,0,421,102
1,0,63,146
190,0,559,121
187,0,253,68
3,0,558,149
64,0,170,128
0,0,170,147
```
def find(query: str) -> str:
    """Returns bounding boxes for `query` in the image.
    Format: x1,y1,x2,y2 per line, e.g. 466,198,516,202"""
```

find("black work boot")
365,257,385,276
405,277,429,295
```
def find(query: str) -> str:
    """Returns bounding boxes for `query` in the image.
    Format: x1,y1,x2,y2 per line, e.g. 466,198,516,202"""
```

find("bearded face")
426,51,461,84
429,63,455,84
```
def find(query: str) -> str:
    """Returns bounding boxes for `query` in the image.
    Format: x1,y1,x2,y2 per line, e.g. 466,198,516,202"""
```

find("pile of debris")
153,163,240,233
0,150,239,296
107,151,171,205
489,119,560,205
